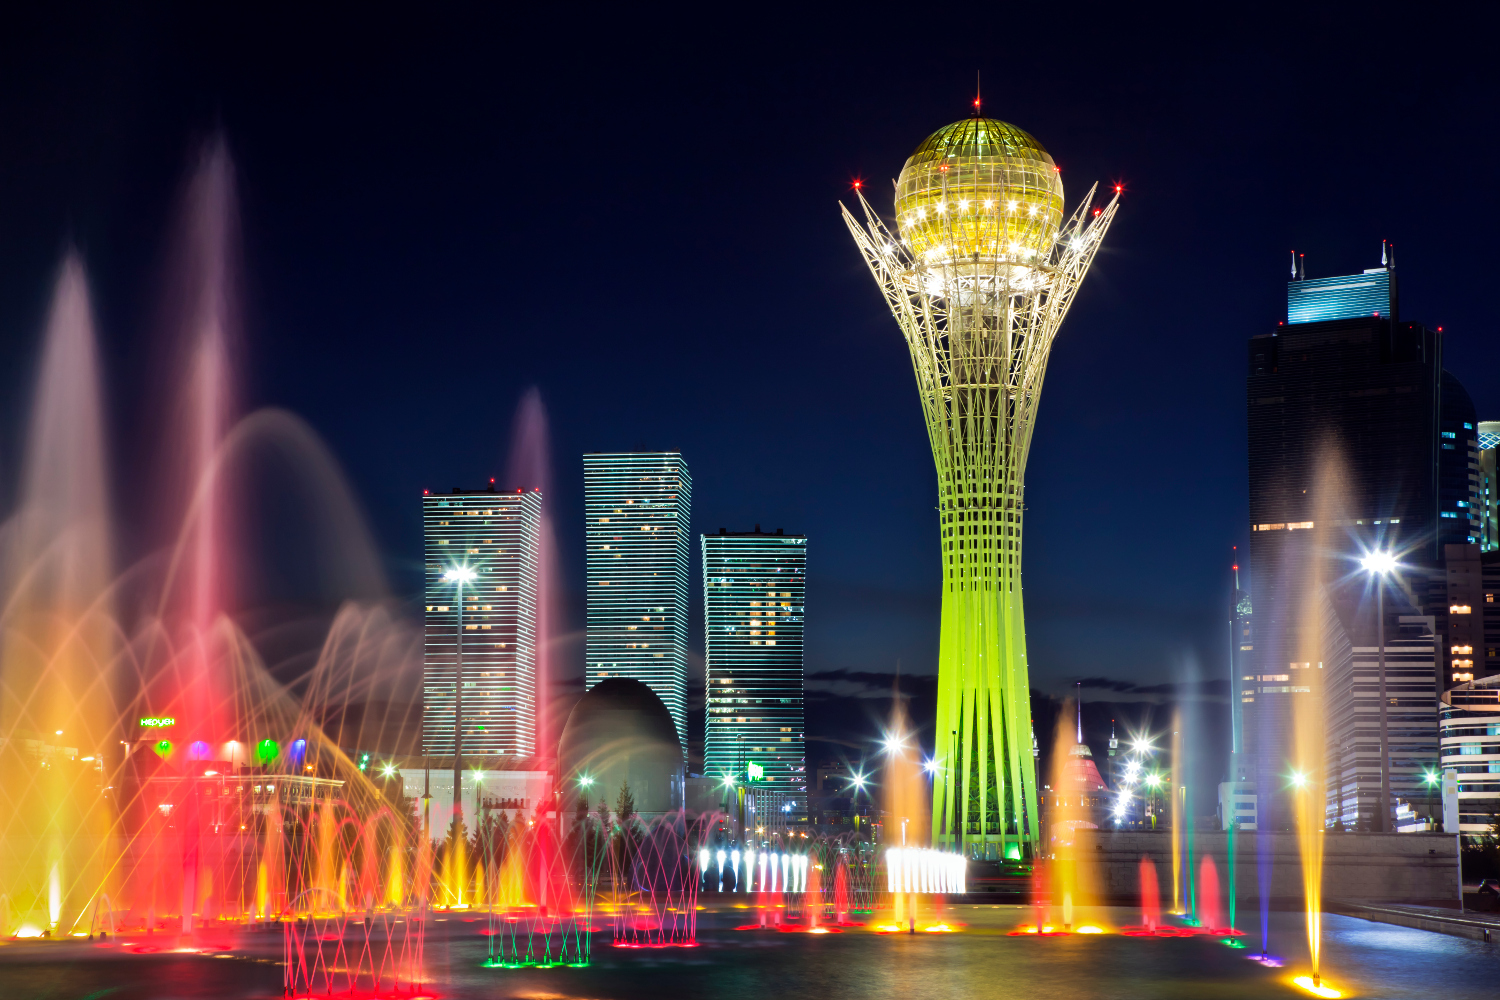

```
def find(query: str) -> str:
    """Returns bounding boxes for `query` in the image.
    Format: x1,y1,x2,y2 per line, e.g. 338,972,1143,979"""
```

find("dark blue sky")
0,5,1495,761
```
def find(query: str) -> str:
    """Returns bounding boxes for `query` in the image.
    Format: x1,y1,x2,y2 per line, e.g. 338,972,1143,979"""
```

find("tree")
616,780,636,831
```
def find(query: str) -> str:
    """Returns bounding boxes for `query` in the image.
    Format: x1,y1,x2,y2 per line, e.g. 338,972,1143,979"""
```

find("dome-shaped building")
557,678,683,819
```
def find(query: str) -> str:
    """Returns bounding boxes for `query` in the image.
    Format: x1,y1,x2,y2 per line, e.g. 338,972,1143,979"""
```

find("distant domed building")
557,678,683,820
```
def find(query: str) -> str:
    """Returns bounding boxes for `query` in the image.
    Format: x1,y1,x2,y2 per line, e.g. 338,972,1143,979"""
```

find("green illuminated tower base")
843,115,1119,859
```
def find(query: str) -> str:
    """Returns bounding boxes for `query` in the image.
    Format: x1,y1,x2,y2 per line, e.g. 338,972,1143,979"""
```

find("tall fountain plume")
0,254,117,935
1292,440,1346,984
505,387,556,761
882,688,926,930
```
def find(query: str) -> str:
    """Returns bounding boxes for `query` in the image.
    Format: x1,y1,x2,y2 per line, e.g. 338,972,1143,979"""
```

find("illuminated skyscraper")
1248,259,1470,830
422,487,541,757
702,528,807,817
844,112,1119,858
584,452,692,744
1479,422,1499,552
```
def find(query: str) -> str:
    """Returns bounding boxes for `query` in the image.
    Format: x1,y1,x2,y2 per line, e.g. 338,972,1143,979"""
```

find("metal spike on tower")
842,114,1120,860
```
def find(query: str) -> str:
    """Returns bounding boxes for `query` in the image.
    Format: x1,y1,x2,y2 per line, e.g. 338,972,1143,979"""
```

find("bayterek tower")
843,107,1119,860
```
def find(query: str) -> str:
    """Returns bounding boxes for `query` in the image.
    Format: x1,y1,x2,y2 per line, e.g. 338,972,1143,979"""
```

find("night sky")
0,7,1495,780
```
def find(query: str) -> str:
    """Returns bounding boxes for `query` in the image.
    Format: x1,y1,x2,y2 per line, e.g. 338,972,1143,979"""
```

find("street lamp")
1361,550,1396,832
444,565,477,834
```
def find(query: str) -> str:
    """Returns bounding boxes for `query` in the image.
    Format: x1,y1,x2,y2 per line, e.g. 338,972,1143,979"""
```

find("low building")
395,757,552,836
1439,674,1500,837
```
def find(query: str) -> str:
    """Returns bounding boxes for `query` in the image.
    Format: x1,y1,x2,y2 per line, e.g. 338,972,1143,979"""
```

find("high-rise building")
1432,543,1500,688
1438,372,1481,549
1246,257,1468,830
583,452,692,744
844,114,1120,859
702,527,807,818
1324,609,1441,830
1477,422,1499,552
1439,676,1500,837
1230,560,1253,785
422,487,542,758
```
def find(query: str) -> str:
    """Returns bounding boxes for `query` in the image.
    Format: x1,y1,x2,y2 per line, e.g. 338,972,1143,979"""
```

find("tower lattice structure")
843,115,1118,859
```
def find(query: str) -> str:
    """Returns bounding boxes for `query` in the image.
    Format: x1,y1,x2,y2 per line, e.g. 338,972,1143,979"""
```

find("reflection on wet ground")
0,905,1494,999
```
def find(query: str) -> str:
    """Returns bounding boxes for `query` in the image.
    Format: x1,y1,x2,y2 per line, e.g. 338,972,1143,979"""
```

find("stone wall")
1073,829,1462,905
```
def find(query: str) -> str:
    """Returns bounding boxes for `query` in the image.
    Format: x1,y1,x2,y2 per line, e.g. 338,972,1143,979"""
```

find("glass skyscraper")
1247,259,1473,830
583,452,692,744
702,528,807,817
422,487,542,758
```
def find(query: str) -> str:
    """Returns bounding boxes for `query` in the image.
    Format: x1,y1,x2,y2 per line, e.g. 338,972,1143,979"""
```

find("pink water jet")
1139,856,1160,933
1198,854,1223,933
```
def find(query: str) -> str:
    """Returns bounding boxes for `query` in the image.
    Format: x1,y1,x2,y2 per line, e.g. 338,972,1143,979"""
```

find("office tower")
702,527,807,818
1230,559,1253,784
1324,606,1441,830
583,452,692,744
1438,372,1482,549
1247,257,1467,830
1440,676,1500,836
1434,543,1500,687
422,487,541,758
1478,422,1499,552
844,114,1119,859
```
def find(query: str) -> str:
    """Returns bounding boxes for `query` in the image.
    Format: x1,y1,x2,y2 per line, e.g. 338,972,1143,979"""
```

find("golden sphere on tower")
894,117,1064,266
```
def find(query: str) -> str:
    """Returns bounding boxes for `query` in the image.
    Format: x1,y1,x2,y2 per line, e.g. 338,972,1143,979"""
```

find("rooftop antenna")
1076,681,1084,744
1390,242,1396,270
973,71,982,117
1381,239,1388,267
1299,253,1305,281
1232,544,1241,590
1290,251,1296,279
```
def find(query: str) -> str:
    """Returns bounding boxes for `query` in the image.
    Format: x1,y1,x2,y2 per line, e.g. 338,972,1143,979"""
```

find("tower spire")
1076,681,1083,745
973,71,982,116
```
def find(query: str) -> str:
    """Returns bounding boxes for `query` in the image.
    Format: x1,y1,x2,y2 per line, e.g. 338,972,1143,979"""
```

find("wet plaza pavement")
0,905,1495,1000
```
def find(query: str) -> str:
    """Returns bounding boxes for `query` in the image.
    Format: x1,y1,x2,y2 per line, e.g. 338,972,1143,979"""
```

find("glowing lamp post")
445,565,477,832
1361,550,1396,832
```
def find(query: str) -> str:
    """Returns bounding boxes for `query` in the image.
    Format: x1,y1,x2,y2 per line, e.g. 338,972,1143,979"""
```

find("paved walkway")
1328,899,1500,942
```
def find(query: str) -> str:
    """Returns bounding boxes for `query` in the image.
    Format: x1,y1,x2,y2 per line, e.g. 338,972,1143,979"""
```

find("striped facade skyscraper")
422,487,542,757
702,528,807,817
584,452,692,743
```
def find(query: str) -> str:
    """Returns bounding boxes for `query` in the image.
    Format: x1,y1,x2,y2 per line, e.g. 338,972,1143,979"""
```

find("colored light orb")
189,740,210,760
1289,771,1309,789
290,738,307,763
1361,550,1396,575
153,740,173,758
1293,976,1342,998
255,739,279,763
1075,925,1104,934
893,117,1064,266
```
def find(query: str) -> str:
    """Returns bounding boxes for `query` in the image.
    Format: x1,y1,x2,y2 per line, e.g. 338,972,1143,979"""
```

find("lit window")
1451,605,1473,614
